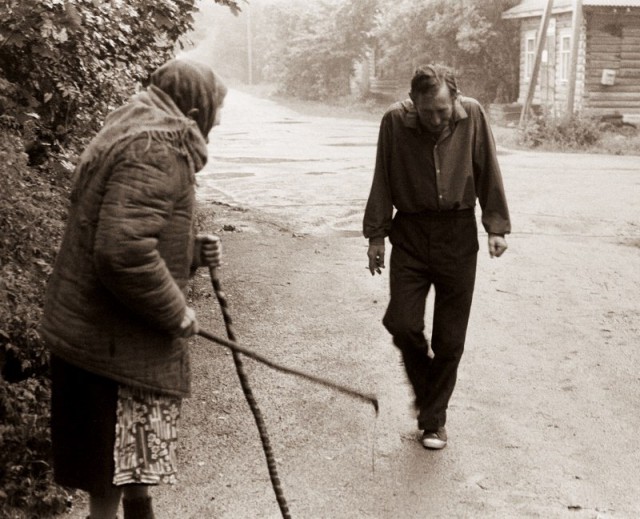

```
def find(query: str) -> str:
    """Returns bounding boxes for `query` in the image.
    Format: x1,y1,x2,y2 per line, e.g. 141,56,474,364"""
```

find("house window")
525,32,536,80
560,33,571,81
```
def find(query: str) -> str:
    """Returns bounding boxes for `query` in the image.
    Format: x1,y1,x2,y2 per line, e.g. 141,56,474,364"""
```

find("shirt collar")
400,96,468,132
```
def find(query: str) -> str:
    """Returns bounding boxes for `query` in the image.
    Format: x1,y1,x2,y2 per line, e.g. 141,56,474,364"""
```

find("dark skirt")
50,354,119,497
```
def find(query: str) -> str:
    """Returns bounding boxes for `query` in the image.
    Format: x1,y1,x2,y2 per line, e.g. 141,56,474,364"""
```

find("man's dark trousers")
382,209,478,432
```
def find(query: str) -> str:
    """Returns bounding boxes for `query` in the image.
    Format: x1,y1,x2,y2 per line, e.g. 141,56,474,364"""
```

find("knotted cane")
198,266,379,517
205,265,291,518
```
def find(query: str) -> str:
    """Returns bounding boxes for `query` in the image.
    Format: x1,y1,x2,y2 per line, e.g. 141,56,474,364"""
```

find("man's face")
411,84,454,134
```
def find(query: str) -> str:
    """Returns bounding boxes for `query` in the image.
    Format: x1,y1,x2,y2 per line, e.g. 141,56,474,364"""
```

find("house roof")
502,0,640,19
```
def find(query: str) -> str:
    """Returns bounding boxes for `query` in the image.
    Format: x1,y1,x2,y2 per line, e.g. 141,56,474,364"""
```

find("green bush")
518,114,601,150
0,129,68,381
0,0,203,153
0,377,71,517
0,128,71,516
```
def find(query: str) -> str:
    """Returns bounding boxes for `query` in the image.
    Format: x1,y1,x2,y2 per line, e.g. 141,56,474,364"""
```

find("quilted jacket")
39,76,215,397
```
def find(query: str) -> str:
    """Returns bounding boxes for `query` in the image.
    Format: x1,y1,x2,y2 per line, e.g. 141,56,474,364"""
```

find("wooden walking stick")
199,265,379,518
205,265,292,518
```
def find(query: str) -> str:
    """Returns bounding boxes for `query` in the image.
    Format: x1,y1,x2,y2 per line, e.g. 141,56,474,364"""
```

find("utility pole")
520,0,554,127
566,0,583,115
246,4,253,85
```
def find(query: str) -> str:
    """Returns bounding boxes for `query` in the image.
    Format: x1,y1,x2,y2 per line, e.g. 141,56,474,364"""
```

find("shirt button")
436,169,440,174
439,195,443,199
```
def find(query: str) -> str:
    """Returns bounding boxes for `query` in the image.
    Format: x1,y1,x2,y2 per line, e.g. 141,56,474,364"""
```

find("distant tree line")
256,0,378,100
371,0,521,104
190,0,520,104
197,0,520,105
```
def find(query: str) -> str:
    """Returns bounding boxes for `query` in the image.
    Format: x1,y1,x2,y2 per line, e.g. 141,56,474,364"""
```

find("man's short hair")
410,64,458,98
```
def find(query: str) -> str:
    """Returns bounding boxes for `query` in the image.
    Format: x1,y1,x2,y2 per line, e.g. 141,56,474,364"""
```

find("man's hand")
488,233,508,258
177,306,199,337
367,243,385,275
197,234,222,268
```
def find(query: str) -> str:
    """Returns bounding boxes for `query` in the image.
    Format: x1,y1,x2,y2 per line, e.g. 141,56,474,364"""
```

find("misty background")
179,0,520,106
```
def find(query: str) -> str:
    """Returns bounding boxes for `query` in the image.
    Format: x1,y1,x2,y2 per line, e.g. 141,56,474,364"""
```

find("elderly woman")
40,59,227,519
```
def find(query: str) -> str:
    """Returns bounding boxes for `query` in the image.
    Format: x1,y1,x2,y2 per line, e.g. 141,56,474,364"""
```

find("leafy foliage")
188,0,519,103
0,129,71,516
208,0,519,104
258,0,379,100
372,0,520,104
1,0,193,143
0,0,243,147
0,376,72,516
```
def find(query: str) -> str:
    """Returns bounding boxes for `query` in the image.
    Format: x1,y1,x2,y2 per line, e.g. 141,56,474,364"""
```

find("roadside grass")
236,82,640,156
594,127,640,156
499,123,640,155
495,117,640,155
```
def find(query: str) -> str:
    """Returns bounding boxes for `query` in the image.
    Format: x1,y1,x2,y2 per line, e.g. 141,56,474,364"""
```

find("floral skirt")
50,355,182,496
113,385,181,486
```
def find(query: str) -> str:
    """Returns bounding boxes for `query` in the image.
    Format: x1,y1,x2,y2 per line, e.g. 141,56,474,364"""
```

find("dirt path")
64,92,640,518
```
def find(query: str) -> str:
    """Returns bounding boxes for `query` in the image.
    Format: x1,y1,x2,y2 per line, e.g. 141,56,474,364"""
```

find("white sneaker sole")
421,437,447,450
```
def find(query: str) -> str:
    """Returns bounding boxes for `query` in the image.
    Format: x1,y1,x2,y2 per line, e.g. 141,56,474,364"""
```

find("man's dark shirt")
363,96,511,242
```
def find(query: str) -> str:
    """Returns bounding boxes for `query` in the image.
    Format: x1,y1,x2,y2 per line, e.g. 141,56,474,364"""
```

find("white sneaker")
421,426,447,449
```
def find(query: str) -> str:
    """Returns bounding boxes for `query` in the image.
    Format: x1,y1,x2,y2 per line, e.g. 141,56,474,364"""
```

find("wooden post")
566,0,583,115
520,0,555,127
246,4,253,85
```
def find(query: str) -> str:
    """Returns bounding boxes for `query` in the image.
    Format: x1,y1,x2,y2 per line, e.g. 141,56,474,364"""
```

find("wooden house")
502,0,640,122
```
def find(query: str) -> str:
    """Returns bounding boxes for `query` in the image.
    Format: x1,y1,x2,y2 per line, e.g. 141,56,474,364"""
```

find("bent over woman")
39,59,227,519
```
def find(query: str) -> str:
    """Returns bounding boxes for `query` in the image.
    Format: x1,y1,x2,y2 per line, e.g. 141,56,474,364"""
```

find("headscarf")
150,58,227,139
70,59,226,201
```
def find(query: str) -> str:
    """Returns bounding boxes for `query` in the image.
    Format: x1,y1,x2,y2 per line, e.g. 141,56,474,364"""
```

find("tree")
258,0,379,100
0,0,243,145
183,0,256,82
372,0,520,104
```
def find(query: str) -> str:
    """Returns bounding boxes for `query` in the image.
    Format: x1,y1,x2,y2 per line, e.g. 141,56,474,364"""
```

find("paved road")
62,89,640,519
194,89,640,518
201,88,640,241
199,89,379,235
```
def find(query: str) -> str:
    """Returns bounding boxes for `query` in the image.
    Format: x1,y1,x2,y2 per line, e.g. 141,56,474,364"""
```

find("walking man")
363,64,510,449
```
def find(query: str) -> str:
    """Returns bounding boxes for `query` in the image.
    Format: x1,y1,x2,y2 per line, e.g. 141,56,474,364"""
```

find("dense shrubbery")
518,114,602,150
0,0,207,153
0,0,240,515
0,375,70,516
0,128,71,516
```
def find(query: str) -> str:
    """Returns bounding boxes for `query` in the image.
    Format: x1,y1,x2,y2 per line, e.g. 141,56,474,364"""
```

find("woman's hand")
196,234,222,268
177,306,199,337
